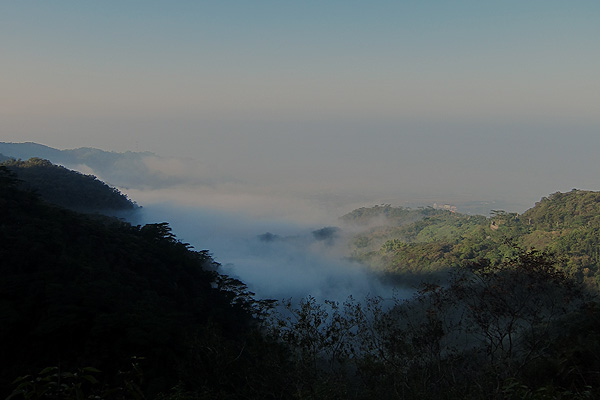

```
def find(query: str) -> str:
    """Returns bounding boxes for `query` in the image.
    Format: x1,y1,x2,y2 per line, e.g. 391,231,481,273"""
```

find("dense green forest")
2,162,600,399
0,157,136,212
344,193,600,287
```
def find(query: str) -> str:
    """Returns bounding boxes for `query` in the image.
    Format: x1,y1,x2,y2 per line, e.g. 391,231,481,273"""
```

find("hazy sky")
2,1,600,211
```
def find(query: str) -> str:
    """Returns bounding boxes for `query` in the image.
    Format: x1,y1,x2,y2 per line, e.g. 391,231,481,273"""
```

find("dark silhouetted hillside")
1,157,136,213
0,166,277,398
0,142,191,189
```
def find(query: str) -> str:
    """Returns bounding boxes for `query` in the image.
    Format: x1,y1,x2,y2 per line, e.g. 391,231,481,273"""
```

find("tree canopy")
1,157,136,212
0,167,271,398
346,190,600,287
3,162,600,399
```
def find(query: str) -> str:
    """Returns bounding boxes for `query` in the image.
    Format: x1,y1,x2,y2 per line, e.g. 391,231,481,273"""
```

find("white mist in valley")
126,197,401,303
0,142,403,303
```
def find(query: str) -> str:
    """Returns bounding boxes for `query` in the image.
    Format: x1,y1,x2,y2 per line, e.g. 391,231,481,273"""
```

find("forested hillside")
1,157,136,212
345,190,600,287
0,166,278,399
3,163,600,399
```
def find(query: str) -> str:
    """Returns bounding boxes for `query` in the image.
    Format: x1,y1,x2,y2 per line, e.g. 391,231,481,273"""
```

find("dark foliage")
3,162,600,399
1,157,136,212
0,170,274,398
268,250,598,399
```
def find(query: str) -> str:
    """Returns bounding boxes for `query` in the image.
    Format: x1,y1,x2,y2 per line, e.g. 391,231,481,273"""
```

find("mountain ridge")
1,157,137,213
0,166,269,398
0,142,177,189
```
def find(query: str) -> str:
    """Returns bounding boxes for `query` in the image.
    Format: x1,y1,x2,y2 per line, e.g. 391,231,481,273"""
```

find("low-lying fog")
9,139,596,304
127,199,401,303
0,142,411,302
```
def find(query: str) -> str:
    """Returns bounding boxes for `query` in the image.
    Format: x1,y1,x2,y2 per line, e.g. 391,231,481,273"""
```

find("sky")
2,1,600,213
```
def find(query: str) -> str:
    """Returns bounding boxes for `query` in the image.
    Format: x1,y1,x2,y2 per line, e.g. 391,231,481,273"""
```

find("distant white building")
433,203,457,213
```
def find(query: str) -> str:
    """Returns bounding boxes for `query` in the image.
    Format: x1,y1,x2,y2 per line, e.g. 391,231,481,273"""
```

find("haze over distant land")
2,139,598,303
2,2,599,217
0,141,563,219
